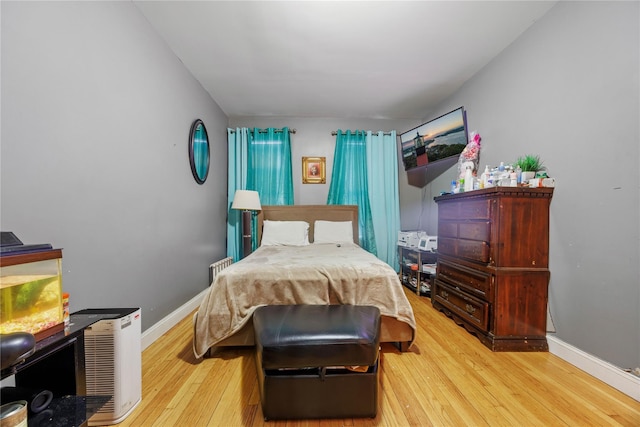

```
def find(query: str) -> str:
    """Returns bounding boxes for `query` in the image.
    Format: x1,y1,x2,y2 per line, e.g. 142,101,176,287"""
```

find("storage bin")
253,305,380,420
259,360,379,420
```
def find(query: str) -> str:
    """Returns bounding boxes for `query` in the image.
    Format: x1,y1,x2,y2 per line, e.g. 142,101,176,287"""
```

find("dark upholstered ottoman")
253,305,381,420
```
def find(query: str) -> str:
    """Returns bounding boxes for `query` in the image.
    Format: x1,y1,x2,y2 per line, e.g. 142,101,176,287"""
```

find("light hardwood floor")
112,289,640,426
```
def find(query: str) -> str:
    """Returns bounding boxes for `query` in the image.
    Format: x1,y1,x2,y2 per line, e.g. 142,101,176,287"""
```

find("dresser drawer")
438,220,490,240
457,239,490,263
438,237,490,264
458,221,490,241
433,280,489,332
437,260,492,298
438,222,458,238
438,199,491,220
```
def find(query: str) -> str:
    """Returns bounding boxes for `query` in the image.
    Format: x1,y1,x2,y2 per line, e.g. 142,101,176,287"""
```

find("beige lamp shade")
231,190,262,211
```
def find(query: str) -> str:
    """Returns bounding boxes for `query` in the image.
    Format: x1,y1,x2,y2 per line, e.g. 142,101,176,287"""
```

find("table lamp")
231,190,262,258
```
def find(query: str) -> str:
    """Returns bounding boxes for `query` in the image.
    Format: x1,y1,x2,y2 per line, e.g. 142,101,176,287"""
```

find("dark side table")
1,311,120,426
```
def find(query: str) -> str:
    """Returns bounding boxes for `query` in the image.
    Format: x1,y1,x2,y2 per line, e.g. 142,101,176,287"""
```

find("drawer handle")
465,304,476,314
440,290,449,300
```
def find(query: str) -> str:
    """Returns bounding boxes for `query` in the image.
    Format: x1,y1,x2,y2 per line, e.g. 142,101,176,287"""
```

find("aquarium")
0,249,63,339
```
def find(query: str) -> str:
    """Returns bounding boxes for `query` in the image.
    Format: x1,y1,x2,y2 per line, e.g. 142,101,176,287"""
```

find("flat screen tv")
400,106,468,172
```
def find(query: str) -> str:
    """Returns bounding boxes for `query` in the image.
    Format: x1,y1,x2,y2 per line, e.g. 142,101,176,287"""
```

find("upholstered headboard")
257,205,359,244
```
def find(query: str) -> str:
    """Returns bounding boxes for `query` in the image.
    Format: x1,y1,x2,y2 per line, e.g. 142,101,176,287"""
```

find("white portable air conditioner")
84,308,142,426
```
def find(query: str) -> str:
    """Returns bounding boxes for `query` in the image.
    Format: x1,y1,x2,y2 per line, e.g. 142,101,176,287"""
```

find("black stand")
241,209,252,258
0,311,125,426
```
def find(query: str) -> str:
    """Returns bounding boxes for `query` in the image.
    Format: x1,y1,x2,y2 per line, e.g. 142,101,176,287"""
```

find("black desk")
1,312,120,427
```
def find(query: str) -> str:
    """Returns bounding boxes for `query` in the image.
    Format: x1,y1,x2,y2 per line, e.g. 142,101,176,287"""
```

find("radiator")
209,256,233,285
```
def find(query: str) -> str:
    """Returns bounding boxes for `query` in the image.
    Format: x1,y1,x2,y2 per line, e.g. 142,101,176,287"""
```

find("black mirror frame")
188,119,210,185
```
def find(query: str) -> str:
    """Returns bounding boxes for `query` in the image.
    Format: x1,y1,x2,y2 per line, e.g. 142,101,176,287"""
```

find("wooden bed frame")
210,204,414,352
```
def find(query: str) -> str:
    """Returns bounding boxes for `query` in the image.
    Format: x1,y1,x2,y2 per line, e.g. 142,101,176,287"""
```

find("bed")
193,205,416,358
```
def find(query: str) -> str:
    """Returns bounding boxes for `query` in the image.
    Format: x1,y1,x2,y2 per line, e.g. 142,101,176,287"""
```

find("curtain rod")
229,128,296,134
331,131,394,136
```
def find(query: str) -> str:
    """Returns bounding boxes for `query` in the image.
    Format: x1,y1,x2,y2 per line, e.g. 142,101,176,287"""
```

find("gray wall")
399,1,639,370
229,117,416,205
1,1,229,331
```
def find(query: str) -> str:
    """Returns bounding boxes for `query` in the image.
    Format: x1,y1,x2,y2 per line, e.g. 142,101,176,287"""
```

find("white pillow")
261,220,310,246
313,220,354,244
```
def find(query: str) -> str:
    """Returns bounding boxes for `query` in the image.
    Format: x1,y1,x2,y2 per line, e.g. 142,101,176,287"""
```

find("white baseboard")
547,334,640,402
141,288,209,351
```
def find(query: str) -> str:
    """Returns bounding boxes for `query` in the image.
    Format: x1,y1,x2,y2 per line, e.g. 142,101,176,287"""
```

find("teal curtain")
227,128,250,261
366,131,401,269
247,127,294,205
227,127,293,258
327,130,377,254
247,127,294,250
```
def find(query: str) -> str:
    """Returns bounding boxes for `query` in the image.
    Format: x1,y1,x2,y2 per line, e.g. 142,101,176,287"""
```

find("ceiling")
134,1,556,120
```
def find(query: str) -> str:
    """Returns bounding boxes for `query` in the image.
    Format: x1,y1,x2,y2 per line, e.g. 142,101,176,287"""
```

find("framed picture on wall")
302,157,326,184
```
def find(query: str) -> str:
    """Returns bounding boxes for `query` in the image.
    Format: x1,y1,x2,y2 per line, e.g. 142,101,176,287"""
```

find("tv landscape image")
400,107,467,171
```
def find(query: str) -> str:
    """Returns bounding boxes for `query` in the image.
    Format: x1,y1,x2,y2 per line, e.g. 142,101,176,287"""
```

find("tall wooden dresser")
432,187,554,351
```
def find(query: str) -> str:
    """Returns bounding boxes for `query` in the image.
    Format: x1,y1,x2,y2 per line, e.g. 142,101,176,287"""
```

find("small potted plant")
515,154,544,181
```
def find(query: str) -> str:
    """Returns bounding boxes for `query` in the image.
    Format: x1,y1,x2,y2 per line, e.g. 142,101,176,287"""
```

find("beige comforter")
193,243,416,358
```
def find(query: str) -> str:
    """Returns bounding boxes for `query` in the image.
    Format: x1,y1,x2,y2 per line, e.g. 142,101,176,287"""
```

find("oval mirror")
189,119,210,184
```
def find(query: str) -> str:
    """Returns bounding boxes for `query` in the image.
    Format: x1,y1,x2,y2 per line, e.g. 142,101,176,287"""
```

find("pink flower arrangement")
462,132,481,161
457,131,482,178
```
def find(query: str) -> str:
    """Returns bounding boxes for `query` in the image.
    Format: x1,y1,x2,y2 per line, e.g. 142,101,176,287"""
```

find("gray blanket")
193,243,416,358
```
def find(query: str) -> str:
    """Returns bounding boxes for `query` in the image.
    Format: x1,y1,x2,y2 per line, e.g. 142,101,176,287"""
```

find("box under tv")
406,156,459,188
